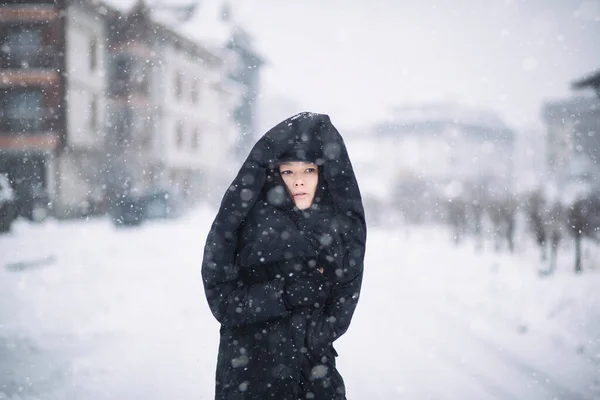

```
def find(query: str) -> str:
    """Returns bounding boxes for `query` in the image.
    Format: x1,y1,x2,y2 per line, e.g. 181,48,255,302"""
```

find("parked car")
17,183,50,222
109,193,146,227
109,187,186,227
142,188,186,220
0,173,17,233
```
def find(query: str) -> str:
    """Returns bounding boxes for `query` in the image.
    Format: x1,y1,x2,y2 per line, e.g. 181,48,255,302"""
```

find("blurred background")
0,0,599,399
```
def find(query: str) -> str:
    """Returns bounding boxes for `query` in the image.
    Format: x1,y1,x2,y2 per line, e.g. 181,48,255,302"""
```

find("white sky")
235,0,600,131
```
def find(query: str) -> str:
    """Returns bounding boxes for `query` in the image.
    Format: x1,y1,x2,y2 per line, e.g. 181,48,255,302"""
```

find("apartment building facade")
0,0,244,218
152,23,244,201
0,0,68,219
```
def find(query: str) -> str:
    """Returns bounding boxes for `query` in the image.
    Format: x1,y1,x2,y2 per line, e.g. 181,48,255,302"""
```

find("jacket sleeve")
286,211,365,358
202,218,291,328
201,164,292,329
306,227,365,358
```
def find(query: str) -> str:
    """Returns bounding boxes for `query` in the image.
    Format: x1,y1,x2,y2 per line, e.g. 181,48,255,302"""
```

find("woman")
202,112,366,399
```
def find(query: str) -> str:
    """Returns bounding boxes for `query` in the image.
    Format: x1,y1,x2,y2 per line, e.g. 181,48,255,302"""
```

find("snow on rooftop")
100,0,260,54
151,0,233,50
388,102,513,133
100,0,135,11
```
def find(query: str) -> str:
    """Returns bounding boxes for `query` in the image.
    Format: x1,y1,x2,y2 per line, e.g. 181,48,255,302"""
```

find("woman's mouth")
294,193,308,197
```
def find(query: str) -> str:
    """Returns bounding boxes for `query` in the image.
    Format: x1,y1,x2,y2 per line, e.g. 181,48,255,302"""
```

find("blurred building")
541,69,600,188
149,21,243,202
105,1,244,204
0,0,97,219
225,27,265,158
511,125,546,195
135,0,266,162
352,103,515,206
0,0,244,218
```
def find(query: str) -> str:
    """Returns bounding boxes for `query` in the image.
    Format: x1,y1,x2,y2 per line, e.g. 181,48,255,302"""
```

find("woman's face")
278,162,319,210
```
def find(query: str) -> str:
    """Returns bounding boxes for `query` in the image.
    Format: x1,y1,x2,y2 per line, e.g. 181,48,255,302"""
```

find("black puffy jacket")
202,112,366,399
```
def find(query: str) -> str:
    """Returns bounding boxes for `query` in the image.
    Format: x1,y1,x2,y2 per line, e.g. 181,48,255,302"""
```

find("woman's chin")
294,201,312,210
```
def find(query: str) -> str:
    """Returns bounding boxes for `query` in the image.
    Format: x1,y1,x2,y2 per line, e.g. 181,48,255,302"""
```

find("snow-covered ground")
1,205,599,399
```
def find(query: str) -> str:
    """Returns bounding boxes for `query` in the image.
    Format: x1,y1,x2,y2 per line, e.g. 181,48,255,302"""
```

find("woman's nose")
294,180,304,186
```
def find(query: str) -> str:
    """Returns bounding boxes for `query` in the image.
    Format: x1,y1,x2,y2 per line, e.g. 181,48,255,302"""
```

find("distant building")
225,26,265,157
511,125,546,194
0,0,108,218
152,12,244,200
106,1,244,202
352,103,515,204
143,0,267,160
542,95,600,185
0,0,244,218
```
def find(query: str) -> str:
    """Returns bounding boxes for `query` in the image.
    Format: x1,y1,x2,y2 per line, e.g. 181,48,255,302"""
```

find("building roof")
95,0,226,66
375,103,515,142
100,0,263,59
572,69,600,90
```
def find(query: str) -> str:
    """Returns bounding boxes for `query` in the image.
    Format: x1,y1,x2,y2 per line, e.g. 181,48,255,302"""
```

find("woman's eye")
306,168,316,173
281,170,291,175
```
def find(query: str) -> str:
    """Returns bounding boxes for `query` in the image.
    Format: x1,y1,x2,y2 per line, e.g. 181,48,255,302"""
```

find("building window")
6,27,42,49
191,127,200,151
141,114,154,148
114,56,130,81
132,62,150,96
112,108,132,143
191,80,200,104
89,94,98,130
4,26,43,69
176,121,184,149
175,71,183,100
0,89,43,132
89,36,98,71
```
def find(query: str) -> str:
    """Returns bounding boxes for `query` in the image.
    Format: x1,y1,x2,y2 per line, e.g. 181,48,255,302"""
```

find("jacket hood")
218,112,365,232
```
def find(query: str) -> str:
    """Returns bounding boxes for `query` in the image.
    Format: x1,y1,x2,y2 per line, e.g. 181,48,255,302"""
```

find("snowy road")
1,207,599,399
342,229,599,400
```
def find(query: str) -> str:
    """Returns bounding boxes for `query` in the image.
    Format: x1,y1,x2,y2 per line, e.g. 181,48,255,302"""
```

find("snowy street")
1,206,599,400
0,0,599,399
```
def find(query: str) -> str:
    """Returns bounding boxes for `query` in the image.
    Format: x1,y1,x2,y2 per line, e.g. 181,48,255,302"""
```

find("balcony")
0,45,58,69
0,133,58,151
1,0,58,4
0,108,58,134
0,4,59,23
110,78,151,98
